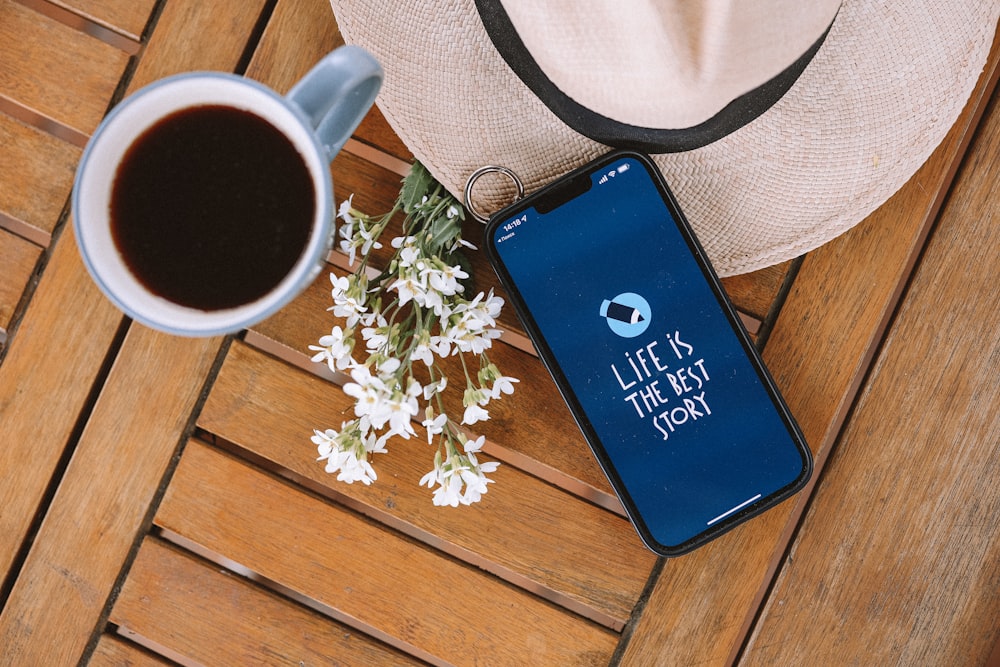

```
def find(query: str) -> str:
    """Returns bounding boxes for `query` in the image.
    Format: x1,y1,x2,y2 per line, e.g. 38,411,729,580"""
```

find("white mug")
73,46,383,336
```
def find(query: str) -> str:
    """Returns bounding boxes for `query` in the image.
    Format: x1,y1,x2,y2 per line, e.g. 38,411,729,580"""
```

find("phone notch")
533,169,593,214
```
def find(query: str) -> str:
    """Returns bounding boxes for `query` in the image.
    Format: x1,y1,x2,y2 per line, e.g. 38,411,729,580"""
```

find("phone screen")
485,151,811,555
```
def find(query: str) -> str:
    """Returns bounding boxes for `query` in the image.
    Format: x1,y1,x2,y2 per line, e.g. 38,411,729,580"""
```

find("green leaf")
400,161,435,214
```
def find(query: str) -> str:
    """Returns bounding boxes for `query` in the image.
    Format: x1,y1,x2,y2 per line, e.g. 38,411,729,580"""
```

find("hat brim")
330,0,998,276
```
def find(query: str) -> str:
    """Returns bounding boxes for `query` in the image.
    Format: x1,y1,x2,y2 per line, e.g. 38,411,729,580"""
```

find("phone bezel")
484,150,812,556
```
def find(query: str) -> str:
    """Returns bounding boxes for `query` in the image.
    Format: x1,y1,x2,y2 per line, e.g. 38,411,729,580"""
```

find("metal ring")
463,165,525,224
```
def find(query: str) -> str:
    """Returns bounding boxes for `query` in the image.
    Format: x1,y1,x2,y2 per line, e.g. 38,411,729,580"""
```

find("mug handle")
287,45,383,161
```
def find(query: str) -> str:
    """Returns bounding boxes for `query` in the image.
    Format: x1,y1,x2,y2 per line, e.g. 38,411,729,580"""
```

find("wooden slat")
112,537,419,665
124,0,269,89
245,0,345,94
0,226,123,587
356,104,417,164
156,440,619,666
250,154,784,503
618,30,1000,667
0,1,129,137
743,87,1000,666
197,341,654,629
720,260,793,324
250,266,618,503
258,156,777,352
90,634,174,667
0,0,270,589
252,148,530,341
249,0,776,333
0,323,222,664
41,0,158,41
0,0,273,661
244,0,412,161
0,113,81,242
0,229,41,332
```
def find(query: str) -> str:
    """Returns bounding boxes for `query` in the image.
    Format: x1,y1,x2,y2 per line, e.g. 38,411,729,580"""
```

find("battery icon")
616,163,630,174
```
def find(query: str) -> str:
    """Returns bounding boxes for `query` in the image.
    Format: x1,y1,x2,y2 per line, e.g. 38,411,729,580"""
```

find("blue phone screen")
489,154,810,552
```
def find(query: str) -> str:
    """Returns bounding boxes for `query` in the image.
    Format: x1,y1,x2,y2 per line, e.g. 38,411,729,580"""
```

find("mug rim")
73,71,334,337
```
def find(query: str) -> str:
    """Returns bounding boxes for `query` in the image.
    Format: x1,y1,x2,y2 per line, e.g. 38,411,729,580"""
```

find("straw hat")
329,0,998,275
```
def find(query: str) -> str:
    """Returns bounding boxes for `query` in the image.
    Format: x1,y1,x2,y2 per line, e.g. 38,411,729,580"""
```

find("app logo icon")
600,292,651,338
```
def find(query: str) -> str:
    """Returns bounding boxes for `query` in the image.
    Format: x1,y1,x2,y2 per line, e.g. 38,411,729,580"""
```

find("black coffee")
110,104,316,311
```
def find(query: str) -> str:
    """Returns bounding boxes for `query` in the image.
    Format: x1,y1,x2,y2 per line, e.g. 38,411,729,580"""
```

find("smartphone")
484,150,812,556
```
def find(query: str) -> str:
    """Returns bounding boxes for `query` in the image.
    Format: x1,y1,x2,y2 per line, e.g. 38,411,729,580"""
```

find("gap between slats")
14,0,144,54
242,327,626,515
192,340,652,628
151,440,620,665
148,527,445,667
195,429,636,631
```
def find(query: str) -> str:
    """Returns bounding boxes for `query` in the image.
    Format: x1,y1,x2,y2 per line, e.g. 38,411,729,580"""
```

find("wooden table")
1,1,998,664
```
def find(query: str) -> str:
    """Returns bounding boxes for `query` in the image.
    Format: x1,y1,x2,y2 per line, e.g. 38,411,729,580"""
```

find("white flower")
419,436,499,506
376,356,401,375
389,272,426,307
491,375,519,399
308,326,353,371
357,221,383,257
410,340,435,367
384,378,421,440
398,244,420,267
343,366,394,428
329,273,368,326
312,424,386,486
450,237,477,252
422,412,447,444
426,263,467,296
421,289,446,317
311,175,518,507
442,316,501,355
460,388,491,425
462,403,489,425
337,195,355,222
459,290,503,330
460,438,499,504
337,197,358,264
422,377,447,400
419,465,441,490
361,322,392,353
464,434,488,455
342,363,419,442
431,470,465,507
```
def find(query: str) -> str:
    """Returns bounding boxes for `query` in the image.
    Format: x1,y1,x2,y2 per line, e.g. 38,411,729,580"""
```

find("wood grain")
123,0,269,90
0,226,123,587
618,30,1000,667
42,0,158,41
0,229,41,333
245,0,345,94
112,537,419,665
248,153,784,507
156,440,619,666
720,261,793,323
0,0,994,663
90,634,173,667
0,0,266,662
0,1,129,135
0,323,222,665
740,88,1000,667
250,267,619,503
197,341,654,629
0,113,81,240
